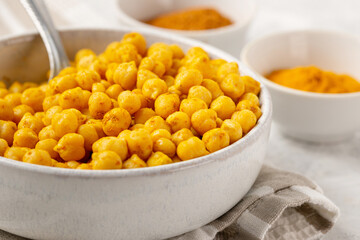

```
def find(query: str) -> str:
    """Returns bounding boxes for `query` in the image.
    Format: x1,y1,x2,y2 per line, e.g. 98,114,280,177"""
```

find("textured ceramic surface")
0,28,272,240
117,0,256,56
241,30,360,142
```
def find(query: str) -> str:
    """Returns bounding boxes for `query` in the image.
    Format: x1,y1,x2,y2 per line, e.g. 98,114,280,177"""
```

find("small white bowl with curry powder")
117,0,256,56
241,30,360,142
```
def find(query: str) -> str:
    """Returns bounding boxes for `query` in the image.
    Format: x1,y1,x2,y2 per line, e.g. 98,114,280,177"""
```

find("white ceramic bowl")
241,30,360,142
117,0,256,56
0,28,272,240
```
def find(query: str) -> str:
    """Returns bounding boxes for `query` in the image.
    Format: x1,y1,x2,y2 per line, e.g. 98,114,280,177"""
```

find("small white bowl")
117,0,256,56
241,30,360,142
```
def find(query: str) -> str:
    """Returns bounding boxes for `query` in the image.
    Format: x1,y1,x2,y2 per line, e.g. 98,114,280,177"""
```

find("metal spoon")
20,0,70,80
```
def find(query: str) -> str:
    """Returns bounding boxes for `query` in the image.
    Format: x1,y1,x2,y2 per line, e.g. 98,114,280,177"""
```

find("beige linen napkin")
0,165,339,240
171,165,339,240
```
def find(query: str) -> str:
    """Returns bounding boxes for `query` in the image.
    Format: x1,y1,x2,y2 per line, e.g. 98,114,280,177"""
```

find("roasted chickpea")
77,124,99,152
163,75,175,87
242,76,261,95
58,66,77,76
127,128,153,160
134,108,156,124
62,109,87,126
151,129,172,143
240,93,260,106
102,108,132,136
188,86,212,106
132,89,149,108
106,84,123,99
154,93,180,119
88,92,112,119
144,116,171,133
147,43,173,70
18,112,44,134
75,49,96,63
91,151,122,170
49,74,77,94
52,111,79,138
0,99,14,121
23,149,52,166
171,128,194,146
43,106,63,126
231,110,257,134
42,94,60,111
92,136,128,161
142,78,167,100
38,125,58,141
170,44,184,59
118,90,141,114
4,147,30,161
86,119,106,138
123,154,147,169
21,87,45,112
35,139,59,159
166,111,191,133
221,119,243,143
4,93,22,108
177,137,208,161
59,87,87,110
191,109,217,135
210,96,236,120
179,98,207,118
236,100,262,119
91,82,106,93
54,133,85,161
113,61,137,90
153,137,176,157
0,138,9,156
9,81,23,93
202,128,230,153
13,104,35,124
220,73,245,100
121,32,147,56
75,69,101,91
174,69,203,94
147,151,173,167
216,62,239,82
0,120,17,146
13,128,38,148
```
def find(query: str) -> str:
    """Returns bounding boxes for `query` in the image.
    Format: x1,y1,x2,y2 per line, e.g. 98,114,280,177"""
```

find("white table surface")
0,0,359,239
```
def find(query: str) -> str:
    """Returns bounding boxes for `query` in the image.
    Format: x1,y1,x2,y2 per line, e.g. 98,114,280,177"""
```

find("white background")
0,0,359,239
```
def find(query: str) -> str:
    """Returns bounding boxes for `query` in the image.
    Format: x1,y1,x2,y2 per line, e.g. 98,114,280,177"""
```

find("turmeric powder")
146,7,232,31
266,66,360,93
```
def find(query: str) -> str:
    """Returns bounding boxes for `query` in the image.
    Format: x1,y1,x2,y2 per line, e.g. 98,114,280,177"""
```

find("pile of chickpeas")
0,32,261,170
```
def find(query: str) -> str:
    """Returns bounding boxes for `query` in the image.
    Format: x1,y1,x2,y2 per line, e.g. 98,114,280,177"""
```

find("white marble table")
0,0,359,239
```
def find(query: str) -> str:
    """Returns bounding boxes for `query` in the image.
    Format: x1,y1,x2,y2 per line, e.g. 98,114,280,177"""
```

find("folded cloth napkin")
171,165,339,240
0,165,339,240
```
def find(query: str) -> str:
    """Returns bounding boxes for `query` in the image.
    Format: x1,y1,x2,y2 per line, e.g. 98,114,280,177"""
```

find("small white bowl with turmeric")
241,30,360,142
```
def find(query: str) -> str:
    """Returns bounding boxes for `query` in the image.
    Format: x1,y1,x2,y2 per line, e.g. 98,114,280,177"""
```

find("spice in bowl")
266,66,360,93
146,7,232,31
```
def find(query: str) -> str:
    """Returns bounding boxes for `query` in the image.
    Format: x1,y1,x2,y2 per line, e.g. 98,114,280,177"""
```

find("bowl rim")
116,0,257,37
0,27,272,178
241,29,360,99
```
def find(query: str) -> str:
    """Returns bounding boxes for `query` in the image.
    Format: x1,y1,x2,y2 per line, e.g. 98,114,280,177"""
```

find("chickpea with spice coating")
242,76,261,95
54,133,85,161
127,128,153,160
4,147,30,161
231,110,257,134
121,32,147,56
91,151,123,170
220,73,245,100
216,62,239,82
188,86,212,106
0,99,14,121
239,93,260,106
18,113,44,134
92,82,106,93
153,137,176,157
210,96,236,120
13,128,38,148
0,139,9,156
113,61,138,90
77,124,99,152
35,139,59,159
191,109,217,135
179,98,207,118
43,106,63,126
5,93,22,108
171,128,194,146
88,92,112,119
42,94,60,112
142,78,168,100
23,149,52,166
134,108,156,124
136,69,158,89
13,105,35,124
166,111,191,133
151,129,172,142
147,152,173,167
92,137,128,161
202,128,230,153
21,87,45,112
221,119,242,144
154,93,180,119
144,116,171,133
174,69,203,94
177,137,208,161
52,111,79,138
0,120,17,146
118,90,141,114
106,84,123,99
75,69,101,91
38,125,58,141
59,87,87,110
123,154,147,169
102,108,132,136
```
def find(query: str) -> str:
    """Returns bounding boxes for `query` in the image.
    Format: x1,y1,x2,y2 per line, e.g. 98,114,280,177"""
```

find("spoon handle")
20,0,70,79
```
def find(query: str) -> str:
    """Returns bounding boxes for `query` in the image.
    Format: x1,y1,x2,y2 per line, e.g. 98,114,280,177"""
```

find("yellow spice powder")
146,7,232,31
266,66,360,93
